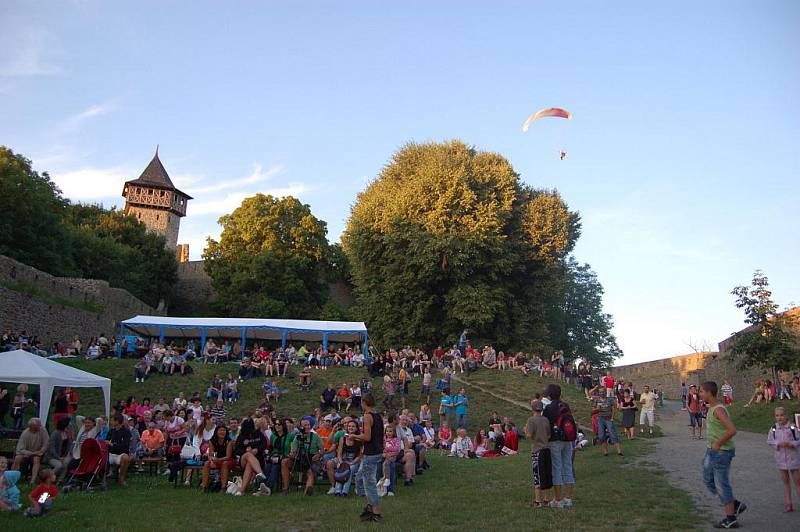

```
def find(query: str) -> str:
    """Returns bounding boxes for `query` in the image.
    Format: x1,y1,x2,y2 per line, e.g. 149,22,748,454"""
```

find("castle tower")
122,148,192,250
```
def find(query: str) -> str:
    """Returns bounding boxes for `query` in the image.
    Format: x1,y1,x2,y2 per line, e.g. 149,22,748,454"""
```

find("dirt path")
652,400,796,530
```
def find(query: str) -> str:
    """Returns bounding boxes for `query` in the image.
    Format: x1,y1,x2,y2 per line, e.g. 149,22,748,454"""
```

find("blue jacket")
1,470,21,510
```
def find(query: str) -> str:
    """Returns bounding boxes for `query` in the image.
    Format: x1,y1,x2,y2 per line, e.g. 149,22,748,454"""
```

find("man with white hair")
12,417,49,484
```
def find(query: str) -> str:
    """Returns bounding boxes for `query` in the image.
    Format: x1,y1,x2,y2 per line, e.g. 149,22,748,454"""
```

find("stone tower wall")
125,205,180,249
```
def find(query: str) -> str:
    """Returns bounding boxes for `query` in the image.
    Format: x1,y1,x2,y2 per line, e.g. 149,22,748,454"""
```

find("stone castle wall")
0,255,163,346
613,351,767,401
171,260,214,316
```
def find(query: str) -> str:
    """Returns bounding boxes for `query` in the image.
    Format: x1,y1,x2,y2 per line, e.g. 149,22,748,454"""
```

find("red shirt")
31,483,58,502
503,430,519,451
433,348,444,360
603,376,615,389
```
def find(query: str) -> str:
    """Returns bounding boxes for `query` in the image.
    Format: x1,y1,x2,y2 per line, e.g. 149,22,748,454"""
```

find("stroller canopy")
0,350,111,422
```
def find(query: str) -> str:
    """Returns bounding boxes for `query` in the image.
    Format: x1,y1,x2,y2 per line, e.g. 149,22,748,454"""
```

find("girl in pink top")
767,407,800,512
381,425,401,487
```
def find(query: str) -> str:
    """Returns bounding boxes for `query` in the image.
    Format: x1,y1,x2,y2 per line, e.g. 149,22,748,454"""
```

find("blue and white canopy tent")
118,315,368,355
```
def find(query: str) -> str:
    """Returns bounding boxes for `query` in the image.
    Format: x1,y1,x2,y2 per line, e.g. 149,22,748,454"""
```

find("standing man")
699,381,746,529
687,384,704,440
680,382,688,410
438,390,452,426
453,388,469,430
639,385,657,436
592,390,623,457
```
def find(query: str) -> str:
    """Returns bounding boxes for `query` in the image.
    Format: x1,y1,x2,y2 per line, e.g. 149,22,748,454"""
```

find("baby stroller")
64,439,109,491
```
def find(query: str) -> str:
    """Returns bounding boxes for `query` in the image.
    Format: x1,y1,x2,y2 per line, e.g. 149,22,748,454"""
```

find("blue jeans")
550,440,575,486
597,417,619,444
703,448,736,505
457,413,468,429
336,462,361,494
356,453,382,506
265,460,281,490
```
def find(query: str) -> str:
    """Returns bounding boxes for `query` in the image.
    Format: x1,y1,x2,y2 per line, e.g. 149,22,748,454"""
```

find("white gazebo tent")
0,350,111,423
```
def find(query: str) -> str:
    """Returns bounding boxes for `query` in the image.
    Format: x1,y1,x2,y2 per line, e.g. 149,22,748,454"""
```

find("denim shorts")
689,412,703,427
550,440,575,486
597,417,619,444
703,448,736,505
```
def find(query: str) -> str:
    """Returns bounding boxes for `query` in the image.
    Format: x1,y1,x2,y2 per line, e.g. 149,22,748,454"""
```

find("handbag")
334,461,351,483
180,442,201,460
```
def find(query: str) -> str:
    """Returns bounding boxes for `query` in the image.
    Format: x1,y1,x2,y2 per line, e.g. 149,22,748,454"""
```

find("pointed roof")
124,148,192,199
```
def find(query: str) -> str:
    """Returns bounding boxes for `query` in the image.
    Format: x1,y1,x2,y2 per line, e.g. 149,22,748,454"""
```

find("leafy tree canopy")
343,140,593,352
203,194,331,318
728,271,799,372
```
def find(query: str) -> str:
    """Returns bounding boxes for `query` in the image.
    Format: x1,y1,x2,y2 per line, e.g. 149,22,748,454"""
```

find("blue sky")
1,1,798,364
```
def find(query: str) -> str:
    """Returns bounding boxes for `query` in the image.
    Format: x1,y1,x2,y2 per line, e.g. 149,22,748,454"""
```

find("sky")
1,1,798,365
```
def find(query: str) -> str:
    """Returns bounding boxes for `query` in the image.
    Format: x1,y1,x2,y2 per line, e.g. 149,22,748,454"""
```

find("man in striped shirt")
209,399,226,423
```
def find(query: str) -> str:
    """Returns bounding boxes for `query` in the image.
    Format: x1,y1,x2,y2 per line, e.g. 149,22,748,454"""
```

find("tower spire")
155,144,159,157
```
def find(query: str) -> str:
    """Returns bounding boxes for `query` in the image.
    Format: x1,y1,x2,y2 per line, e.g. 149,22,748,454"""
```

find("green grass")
2,360,699,531
726,399,800,434
0,279,104,314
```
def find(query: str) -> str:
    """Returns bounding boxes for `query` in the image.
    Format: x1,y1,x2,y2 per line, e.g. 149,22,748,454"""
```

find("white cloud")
185,163,284,194
50,166,131,200
0,25,61,78
55,103,115,134
188,183,309,216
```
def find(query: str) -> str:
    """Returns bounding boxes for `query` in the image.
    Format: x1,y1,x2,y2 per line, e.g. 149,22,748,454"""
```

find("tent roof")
0,350,111,388
120,315,367,342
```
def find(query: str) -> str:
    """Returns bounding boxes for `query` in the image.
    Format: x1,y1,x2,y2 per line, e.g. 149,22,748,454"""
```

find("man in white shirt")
395,416,417,486
639,385,657,436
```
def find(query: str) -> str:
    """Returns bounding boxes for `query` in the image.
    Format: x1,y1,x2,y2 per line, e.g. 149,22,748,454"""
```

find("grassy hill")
2,359,699,531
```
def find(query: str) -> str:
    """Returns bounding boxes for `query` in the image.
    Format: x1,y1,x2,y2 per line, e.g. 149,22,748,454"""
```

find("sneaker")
387,491,395,496
734,500,747,516
233,490,243,496
360,505,373,521
382,478,391,487
184,479,191,486
561,498,573,507
713,516,739,529
549,499,563,509
327,487,337,495
367,513,383,522
258,482,271,496
404,479,414,486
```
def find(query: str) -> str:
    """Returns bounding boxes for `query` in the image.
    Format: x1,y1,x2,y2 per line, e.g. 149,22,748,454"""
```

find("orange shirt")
316,427,335,452
141,429,165,451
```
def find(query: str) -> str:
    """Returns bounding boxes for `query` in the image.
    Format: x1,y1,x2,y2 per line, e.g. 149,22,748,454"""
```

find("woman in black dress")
620,389,637,440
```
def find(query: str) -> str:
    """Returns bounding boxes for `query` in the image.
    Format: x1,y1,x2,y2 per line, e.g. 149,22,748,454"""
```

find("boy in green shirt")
700,381,747,529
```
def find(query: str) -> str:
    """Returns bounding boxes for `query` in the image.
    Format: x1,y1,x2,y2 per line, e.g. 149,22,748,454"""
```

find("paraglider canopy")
522,107,572,132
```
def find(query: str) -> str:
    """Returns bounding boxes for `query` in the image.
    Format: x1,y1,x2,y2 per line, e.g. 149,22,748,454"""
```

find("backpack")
772,424,799,440
553,402,577,442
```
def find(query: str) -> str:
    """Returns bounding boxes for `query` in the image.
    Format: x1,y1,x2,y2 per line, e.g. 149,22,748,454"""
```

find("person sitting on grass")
0,458,21,512
473,429,490,457
233,418,270,496
437,421,452,450
450,428,472,458
13,417,49,484
134,357,148,383
336,383,351,412
264,380,281,403
24,469,57,518
224,373,239,403
171,350,188,375
202,424,233,492
320,384,336,411
281,417,324,496
207,375,223,400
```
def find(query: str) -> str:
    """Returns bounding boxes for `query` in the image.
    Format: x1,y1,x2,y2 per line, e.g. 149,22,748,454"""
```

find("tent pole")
117,323,125,358
200,327,207,358
159,326,165,344
322,332,328,352
281,330,288,349
363,331,368,355
241,327,247,360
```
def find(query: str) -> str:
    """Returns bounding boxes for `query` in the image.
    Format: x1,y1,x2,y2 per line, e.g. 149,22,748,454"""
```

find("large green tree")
203,194,331,318
342,140,583,350
556,257,622,367
728,271,799,372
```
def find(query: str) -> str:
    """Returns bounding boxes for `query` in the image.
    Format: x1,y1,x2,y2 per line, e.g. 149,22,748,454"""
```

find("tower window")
156,214,159,221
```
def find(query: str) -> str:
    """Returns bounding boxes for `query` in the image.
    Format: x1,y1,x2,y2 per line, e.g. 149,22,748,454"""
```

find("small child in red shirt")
25,469,57,517
603,371,616,399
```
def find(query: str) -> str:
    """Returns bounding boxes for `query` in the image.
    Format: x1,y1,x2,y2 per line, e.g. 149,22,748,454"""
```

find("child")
602,371,615,399
0,457,21,512
380,425,401,491
699,381,746,529
25,469,57,517
767,406,800,512
524,400,552,508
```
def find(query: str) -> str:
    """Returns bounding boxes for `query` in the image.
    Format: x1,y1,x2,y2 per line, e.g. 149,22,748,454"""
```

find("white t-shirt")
396,425,414,447
423,373,432,386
